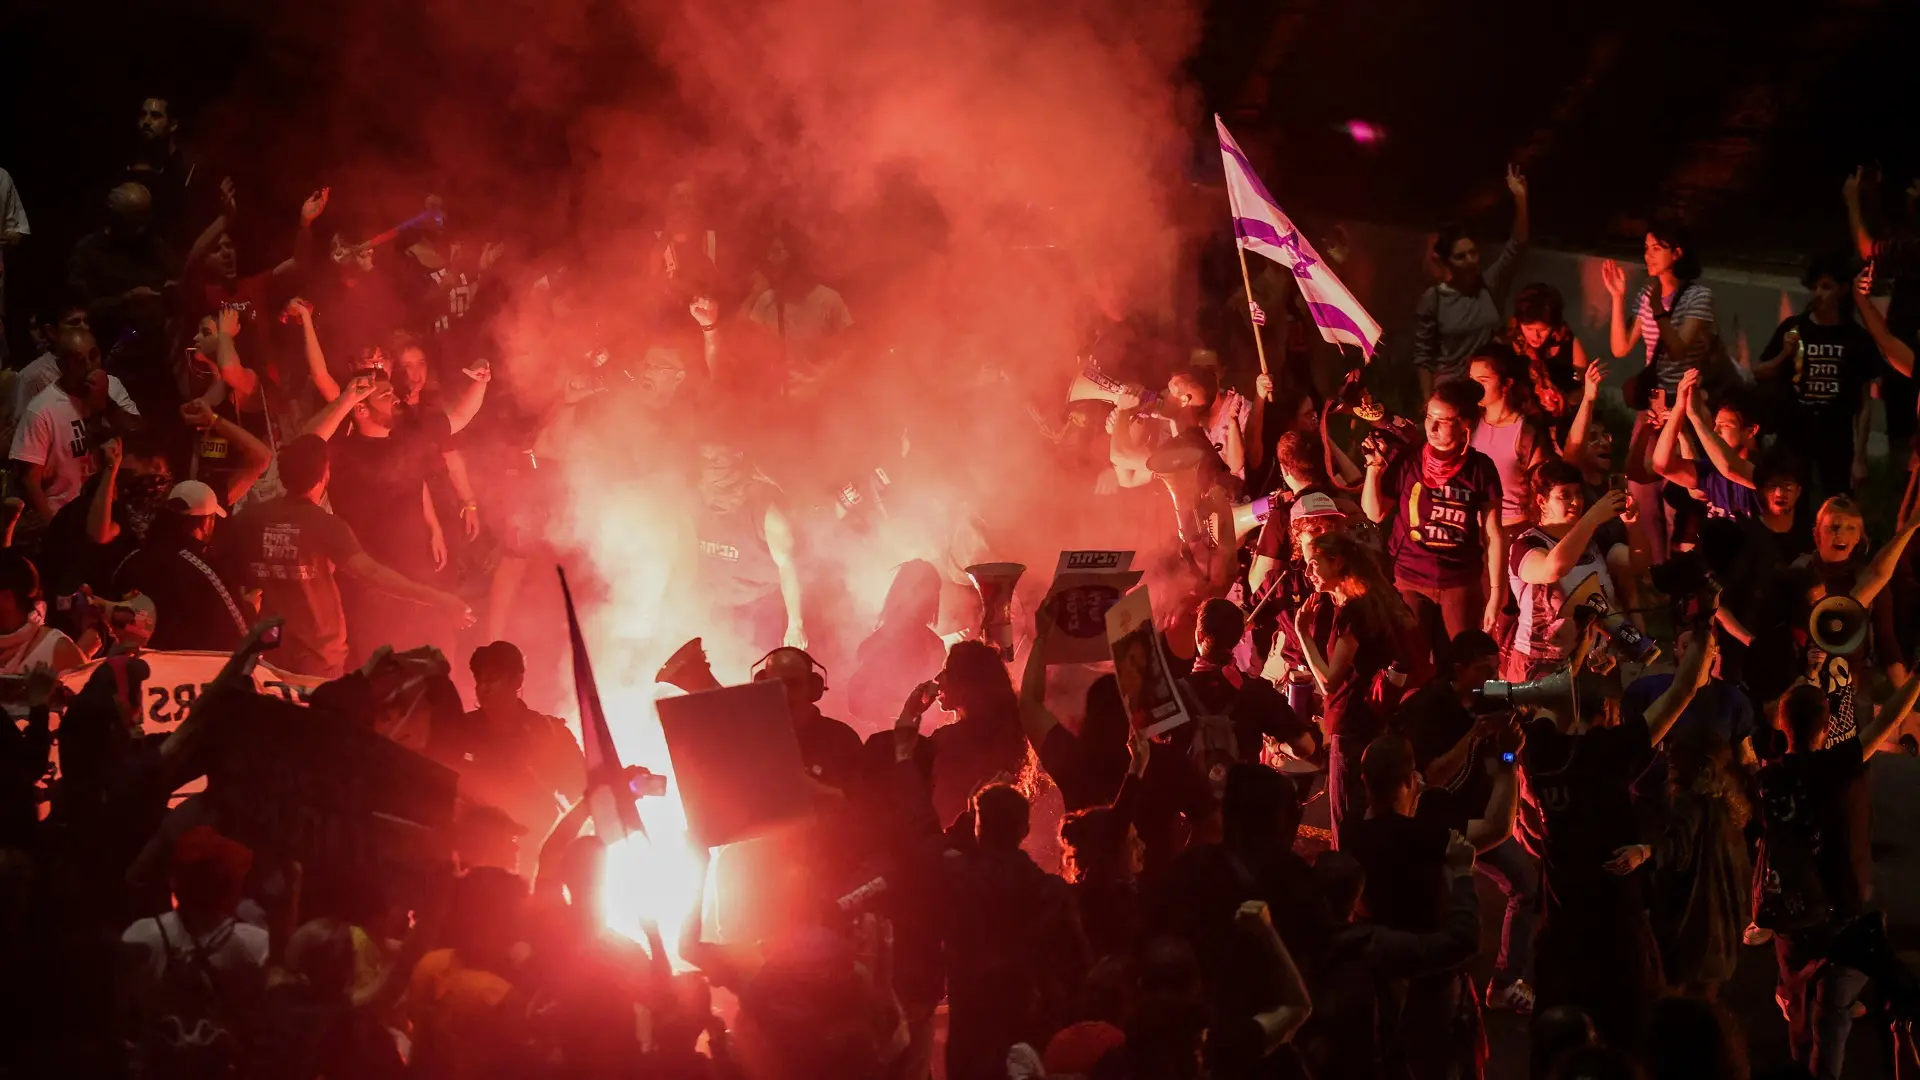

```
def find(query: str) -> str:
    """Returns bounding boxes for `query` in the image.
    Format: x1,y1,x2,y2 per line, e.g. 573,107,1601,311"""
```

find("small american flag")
1249,300,1267,327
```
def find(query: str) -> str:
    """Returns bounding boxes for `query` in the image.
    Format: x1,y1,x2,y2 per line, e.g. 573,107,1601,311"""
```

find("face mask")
119,474,171,539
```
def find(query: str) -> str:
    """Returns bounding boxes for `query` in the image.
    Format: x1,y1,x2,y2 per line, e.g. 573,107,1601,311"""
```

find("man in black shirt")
753,646,862,794
1520,619,1713,1046
115,481,251,652
1400,630,1540,1013
301,369,472,664
1761,667,1920,1080
426,642,586,871
1344,728,1518,1079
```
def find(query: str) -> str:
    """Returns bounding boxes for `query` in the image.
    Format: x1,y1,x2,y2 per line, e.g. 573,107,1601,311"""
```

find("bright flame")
587,681,708,969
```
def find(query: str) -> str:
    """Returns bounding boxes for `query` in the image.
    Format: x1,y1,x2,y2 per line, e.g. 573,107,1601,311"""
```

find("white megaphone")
1480,666,1579,723
1564,573,1660,665
1810,595,1869,656
1229,493,1278,544
1067,366,1159,411
965,562,1027,660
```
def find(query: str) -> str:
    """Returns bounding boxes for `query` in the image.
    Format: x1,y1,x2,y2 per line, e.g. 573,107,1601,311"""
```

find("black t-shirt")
1520,712,1654,912
1307,594,1393,738
1380,448,1502,589
1037,723,1129,814
792,711,864,793
1757,738,1868,928
1401,682,1495,834
1744,513,1814,568
327,411,451,574
115,538,249,652
1342,811,1450,933
39,472,158,601
1760,315,1883,434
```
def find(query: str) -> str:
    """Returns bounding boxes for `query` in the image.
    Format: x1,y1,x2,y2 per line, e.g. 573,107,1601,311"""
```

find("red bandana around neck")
1421,442,1469,488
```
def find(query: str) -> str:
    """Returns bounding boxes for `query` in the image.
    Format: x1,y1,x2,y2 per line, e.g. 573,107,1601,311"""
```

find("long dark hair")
874,559,941,634
941,640,1037,795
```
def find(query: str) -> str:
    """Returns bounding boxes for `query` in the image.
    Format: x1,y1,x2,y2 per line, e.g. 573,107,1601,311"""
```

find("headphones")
751,646,829,704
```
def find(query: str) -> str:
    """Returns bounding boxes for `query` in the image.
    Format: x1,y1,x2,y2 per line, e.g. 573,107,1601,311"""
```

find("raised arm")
285,298,339,401
1018,601,1063,748
184,179,236,273
1856,264,1915,378
1650,379,1700,488
1561,361,1606,471
1863,663,1920,757
1851,518,1920,608
1360,453,1391,524
1601,261,1643,360
300,374,373,441
764,503,807,650
1843,167,1876,262
86,440,123,544
270,188,329,278
209,307,259,403
1518,491,1627,585
442,364,490,434
1646,620,1714,748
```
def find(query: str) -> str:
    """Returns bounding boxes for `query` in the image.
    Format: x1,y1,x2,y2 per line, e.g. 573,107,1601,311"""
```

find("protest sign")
1104,584,1192,737
1039,550,1142,665
657,679,811,849
58,649,326,735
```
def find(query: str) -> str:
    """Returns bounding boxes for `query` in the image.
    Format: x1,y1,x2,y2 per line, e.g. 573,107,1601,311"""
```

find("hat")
166,480,226,518
1292,492,1343,519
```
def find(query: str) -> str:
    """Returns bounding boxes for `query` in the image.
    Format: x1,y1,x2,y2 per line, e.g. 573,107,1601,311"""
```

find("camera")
627,768,668,798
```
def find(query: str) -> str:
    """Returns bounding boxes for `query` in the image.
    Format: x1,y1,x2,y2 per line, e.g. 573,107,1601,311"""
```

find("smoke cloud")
295,0,1206,727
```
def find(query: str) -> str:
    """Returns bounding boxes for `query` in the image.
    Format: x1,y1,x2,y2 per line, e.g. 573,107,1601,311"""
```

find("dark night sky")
5,0,1917,308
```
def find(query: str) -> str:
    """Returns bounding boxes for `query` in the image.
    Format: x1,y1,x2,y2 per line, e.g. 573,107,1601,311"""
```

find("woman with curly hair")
1292,530,1426,846
1649,726,1752,1001
1502,283,1589,432
904,639,1038,826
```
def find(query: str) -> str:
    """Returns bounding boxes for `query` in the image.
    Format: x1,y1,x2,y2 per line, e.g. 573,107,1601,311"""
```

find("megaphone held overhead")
1810,595,1869,656
965,562,1027,661
1068,367,1159,412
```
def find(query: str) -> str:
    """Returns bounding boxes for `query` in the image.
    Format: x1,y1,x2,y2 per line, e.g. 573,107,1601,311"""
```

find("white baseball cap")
166,480,227,518
1292,492,1344,519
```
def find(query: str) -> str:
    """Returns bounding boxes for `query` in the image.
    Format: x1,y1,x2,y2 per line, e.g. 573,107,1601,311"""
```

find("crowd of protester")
2,93,1920,1080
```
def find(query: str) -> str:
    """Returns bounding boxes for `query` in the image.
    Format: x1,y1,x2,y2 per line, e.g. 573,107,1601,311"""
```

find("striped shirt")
1637,282,1716,396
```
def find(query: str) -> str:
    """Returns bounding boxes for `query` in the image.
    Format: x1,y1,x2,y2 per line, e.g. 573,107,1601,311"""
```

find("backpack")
139,917,240,1080
1754,769,1835,933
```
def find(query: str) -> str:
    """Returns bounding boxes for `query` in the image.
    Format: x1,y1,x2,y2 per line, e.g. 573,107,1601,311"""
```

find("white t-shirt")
740,282,853,377
9,381,140,514
120,912,269,993
10,353,57,421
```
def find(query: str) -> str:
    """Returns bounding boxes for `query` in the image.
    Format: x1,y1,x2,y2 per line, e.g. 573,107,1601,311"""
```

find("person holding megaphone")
1505,460,1651,681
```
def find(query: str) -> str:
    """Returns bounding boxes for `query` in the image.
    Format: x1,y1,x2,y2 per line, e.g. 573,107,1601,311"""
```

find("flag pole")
1235,242,1271,379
